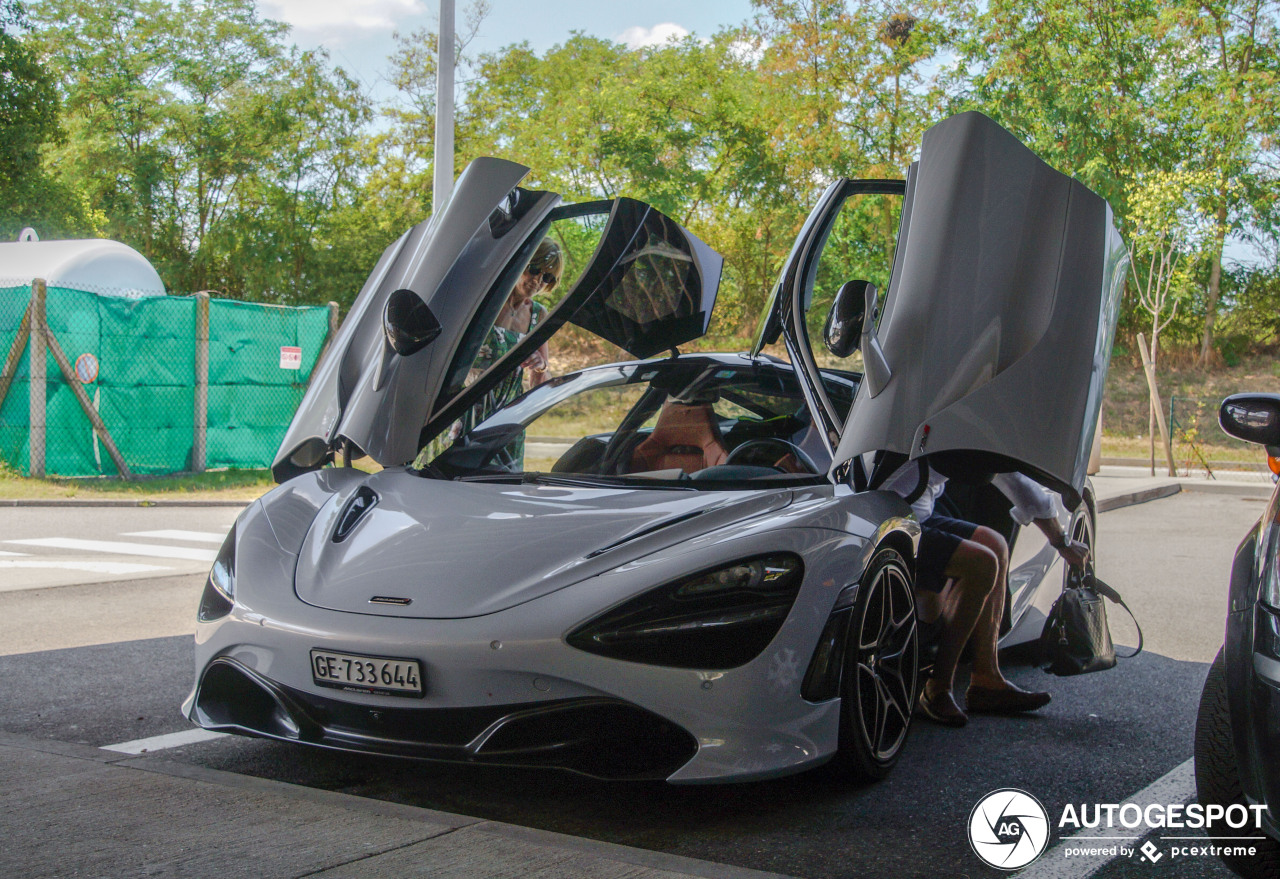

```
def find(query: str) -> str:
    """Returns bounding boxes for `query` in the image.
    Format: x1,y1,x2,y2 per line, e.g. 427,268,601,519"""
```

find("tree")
1126,168,1214,468
0,0,88,238
952,0,1169,213
1157,1,1280,364
31,0,371,300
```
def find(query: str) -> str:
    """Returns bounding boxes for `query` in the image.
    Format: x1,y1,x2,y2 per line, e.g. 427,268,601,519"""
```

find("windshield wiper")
456,473,525,483
457,472,695,490
526,473,697,490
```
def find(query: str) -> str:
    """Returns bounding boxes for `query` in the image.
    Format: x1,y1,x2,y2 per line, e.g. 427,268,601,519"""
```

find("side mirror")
382,288,442,356
1220,393,1280,446
823,280,873,358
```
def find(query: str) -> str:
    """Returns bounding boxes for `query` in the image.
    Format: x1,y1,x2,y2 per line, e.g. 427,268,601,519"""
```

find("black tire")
1194,647,1280,879
831,546,919,781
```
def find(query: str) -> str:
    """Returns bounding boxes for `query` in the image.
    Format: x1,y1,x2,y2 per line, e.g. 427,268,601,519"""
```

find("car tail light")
566,554,804,669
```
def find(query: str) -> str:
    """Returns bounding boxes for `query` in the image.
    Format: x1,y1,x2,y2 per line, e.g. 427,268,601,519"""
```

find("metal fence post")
28,278,46,477
193,292,210,473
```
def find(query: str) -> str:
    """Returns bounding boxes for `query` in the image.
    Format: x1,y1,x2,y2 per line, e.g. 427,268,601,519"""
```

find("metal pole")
433,0,455,214
28,279,45,477
193,292,210,473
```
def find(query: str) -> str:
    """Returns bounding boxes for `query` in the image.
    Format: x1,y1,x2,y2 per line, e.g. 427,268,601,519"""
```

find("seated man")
880,462,1090,726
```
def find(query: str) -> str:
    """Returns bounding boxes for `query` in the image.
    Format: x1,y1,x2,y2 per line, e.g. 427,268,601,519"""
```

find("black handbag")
1040,568,1143,676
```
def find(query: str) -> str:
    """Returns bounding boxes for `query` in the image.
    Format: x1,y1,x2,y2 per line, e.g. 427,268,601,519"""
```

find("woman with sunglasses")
492,239,562,390
437,240,564,467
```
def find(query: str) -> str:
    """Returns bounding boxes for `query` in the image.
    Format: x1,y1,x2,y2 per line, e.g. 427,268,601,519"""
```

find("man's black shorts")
916,515,979,593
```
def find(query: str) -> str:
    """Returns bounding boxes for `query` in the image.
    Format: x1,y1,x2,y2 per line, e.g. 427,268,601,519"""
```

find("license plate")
310,649,424,698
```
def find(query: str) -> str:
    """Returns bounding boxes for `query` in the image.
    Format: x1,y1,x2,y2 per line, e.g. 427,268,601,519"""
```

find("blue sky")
262,0,758,100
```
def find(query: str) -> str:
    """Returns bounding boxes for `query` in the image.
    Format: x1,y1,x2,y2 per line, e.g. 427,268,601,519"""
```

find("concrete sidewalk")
1,732,791,879
1090,463,1273,512
3,469,1269,879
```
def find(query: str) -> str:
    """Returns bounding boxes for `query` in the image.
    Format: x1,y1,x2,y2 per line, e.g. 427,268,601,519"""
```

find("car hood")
292,473,793,619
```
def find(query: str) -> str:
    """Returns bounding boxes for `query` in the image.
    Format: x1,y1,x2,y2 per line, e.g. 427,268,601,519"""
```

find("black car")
1196,393,1280,878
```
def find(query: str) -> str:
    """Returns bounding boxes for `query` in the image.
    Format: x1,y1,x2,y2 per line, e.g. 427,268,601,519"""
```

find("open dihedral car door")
832,112,1127,508
273,157,559,479
274,158,723,481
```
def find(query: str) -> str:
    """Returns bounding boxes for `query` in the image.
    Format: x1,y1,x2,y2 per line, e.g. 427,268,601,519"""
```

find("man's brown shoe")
918,686,968,727
966,683,1051,715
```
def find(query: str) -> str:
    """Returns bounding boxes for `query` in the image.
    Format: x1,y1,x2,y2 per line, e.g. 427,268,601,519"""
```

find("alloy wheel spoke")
874,676,901,753
859,580,882,650
870,676,887,750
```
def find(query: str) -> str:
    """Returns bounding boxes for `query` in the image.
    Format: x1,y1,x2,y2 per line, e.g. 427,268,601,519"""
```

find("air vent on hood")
333,486,378,543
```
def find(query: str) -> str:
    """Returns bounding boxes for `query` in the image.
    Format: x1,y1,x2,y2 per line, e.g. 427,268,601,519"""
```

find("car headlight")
198,526,236,622
566,554,804,669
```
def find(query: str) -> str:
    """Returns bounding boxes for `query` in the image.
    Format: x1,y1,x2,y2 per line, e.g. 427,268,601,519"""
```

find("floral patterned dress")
417,301,547,469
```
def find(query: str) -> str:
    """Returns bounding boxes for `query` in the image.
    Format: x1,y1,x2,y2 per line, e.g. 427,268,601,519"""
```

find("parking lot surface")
0,483,1269,878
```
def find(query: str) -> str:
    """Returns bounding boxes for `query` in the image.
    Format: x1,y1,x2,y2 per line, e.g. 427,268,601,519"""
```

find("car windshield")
417,357,857,489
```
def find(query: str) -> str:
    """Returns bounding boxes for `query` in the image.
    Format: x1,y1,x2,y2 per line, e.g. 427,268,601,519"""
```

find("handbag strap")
1083,572,1143,659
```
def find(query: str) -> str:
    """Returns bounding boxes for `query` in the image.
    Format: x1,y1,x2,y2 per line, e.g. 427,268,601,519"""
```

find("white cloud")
616,22,689,50
260,0,426,37
727,37,765,64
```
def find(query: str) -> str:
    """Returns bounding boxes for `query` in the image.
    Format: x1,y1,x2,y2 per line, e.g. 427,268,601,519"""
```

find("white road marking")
5,537,218,563
124,530,227,543
0,560,167,575
1019,758,1195,879
0,550,28,557
101,727,228,754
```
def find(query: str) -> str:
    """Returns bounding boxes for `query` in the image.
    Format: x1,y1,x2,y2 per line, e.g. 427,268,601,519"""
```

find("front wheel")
1194,647,1280,878
831,546,919,781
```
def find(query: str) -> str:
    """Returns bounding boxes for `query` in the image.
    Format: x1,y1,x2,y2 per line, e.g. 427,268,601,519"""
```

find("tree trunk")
1198,200,1229,366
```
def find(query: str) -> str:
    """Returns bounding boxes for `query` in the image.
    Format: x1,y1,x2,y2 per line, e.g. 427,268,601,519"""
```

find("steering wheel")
724,438,819,474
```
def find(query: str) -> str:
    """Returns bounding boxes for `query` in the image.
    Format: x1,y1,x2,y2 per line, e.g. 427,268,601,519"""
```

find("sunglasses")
526,269,557,289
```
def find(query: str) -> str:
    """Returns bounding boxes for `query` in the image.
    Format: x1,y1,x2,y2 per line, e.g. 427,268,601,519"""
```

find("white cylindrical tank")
0,237,166,297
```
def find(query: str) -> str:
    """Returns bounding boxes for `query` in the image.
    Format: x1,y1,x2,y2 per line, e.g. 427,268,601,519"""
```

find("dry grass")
0,463,275,501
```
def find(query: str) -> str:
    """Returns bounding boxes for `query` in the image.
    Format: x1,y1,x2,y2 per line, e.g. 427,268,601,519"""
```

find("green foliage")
0,0,91,237
6,0,1278,356
28,0,371,302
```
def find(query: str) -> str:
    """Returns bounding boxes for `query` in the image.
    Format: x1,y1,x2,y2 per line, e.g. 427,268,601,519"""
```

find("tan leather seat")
630,403,729,473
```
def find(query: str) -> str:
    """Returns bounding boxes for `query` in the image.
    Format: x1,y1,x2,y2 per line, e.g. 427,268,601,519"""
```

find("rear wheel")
1194,648,1280,879
832,547,919,781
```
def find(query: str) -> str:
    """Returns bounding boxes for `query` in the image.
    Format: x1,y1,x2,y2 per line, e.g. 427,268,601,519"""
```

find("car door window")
439,201,614,407
800,187,904,370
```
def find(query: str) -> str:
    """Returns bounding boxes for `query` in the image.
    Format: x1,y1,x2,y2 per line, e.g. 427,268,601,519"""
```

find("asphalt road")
0,491,1268,879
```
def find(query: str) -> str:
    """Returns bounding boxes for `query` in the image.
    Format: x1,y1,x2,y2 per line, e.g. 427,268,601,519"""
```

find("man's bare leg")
922,539,998,706
966,526,1011,690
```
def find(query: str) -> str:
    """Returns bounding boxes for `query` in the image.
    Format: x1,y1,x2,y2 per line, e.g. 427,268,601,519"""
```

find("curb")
1177,480,1273,498
1095,479,1272,514
1095,483,1183,513
0,731,798,879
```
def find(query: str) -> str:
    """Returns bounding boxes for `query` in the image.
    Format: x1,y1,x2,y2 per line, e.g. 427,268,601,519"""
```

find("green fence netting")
0,284,31,473
0,284,332,476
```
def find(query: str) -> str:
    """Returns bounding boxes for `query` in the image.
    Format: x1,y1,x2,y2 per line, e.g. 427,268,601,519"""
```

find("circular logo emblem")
968,788,1050,870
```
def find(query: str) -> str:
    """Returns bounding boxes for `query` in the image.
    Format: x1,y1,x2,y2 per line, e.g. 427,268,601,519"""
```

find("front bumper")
190,656,697,780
